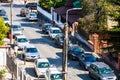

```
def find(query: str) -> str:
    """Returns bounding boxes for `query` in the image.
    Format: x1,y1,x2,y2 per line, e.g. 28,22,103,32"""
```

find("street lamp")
63,8,82,80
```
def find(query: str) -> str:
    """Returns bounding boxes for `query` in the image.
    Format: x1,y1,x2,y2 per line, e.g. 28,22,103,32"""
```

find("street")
0,2,92,80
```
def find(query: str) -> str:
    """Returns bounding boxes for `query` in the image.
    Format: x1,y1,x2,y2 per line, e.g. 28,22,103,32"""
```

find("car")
42,23,53,34
2,16,9,23
48,27,62,39
45,67,63,80
68,44,84,60
23,44,40,61
8,22,24,38
20,7,30,17
78,52,98,70
25,2,37,10
34,58,50,78
14,35,29,50
0,8,6,16
26,12,38,21
54,34,64,48
88,62,117,80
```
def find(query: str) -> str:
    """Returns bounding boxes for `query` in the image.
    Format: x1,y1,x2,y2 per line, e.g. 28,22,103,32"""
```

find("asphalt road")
1,2,92,80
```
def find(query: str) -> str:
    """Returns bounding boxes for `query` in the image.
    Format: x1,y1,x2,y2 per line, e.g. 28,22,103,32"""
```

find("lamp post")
10,0,13,44
63,8,82,80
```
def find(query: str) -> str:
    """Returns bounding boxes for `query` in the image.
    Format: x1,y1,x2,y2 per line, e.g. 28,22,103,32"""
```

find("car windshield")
38,62,50,68
52,30,61,33
83,55,96,62
18,38,28,42
30,13,36,16
46,25,52,28
99,67,113,74
26,48,38,53
3,17,9,21
12,25,21,31
50,74,62,79
73,47,83,53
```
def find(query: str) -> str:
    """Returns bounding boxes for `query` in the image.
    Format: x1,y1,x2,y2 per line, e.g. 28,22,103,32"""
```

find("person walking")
14,45,18,56
69,26,72,35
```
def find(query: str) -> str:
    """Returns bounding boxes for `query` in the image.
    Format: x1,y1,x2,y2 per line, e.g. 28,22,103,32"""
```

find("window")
38,62,50,68
26,48,38,53
50,74,62,79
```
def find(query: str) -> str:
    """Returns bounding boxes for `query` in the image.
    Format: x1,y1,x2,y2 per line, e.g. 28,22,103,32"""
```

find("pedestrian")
14,45,18,56
68,26,72,35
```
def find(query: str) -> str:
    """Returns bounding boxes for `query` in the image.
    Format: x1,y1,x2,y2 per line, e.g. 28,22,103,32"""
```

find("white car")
14,35,29,50
23,44,40,60
7,22,24,38
26,12,38,21
34,58,50,78
48,27,62,39
45,67,63,80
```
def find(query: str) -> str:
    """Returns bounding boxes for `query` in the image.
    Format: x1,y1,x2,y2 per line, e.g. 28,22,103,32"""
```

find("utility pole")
62,8,82,80
62,23,68,80
10,0,13,44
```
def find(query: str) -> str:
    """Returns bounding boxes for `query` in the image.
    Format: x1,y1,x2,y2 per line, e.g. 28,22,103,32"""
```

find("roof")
54,0,83,24
8,21,21,26
25,44,35,48
50,27,61,30
37,58,49,63
48,68,61,74
16,35,27,38
92,62,110,68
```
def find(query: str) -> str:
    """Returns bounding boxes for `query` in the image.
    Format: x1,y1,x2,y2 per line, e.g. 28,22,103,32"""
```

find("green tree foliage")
78,0,109,33
0,17,9,45
39,0,66,11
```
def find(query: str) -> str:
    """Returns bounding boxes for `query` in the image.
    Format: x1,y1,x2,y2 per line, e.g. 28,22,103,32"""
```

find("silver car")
88,62,117,80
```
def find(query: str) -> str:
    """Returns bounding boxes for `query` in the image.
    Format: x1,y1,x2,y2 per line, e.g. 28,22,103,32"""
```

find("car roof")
8,22,21,26
43,23,52,25
37,58,49,63
48,68,61,74
50,27,61,30
16,35,27,38
92,62,110,68
25,44,36,48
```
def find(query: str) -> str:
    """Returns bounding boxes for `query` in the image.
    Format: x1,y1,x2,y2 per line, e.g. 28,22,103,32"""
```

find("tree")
78,0,109,34
39,0,66,11
0,17,9,45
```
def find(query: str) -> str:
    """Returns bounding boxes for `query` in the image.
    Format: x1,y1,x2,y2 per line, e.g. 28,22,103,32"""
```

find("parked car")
88,62,117,80
0,8,6,16
34,58,50,78
26,12,38,21
54,34,64,48
45,67,63,80
7,22,24,38
14,35,29,50
20,7,30,17
25,2,37,10
2,16,9,23
23,44,40,61
42,23,53,34
68,44,84,60
48,27,62,39
78,52,98,70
